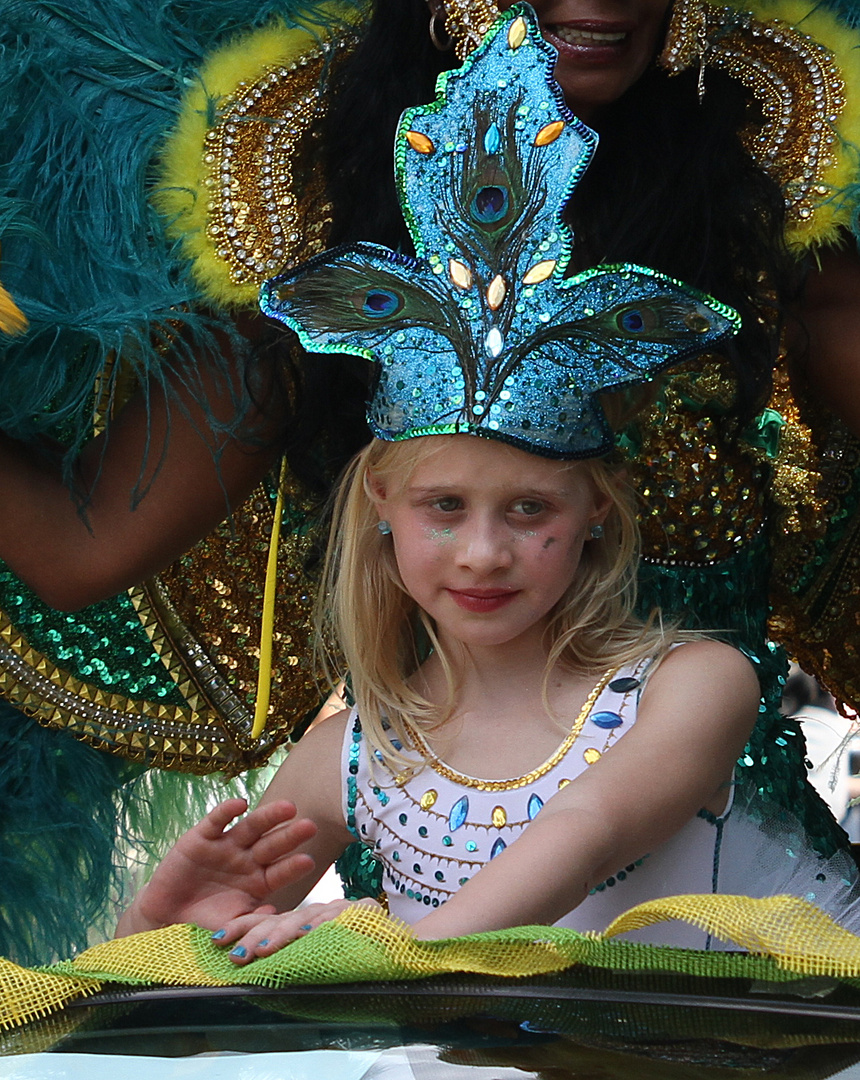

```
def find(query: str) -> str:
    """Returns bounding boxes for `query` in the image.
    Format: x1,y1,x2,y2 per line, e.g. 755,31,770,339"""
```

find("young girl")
115,427,860,958
117,8,860,958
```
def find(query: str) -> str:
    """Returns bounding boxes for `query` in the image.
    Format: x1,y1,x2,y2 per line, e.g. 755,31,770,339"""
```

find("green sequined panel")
0,564,186,704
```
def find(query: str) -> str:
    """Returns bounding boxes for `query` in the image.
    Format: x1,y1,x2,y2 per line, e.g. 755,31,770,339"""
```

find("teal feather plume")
0,0,364,472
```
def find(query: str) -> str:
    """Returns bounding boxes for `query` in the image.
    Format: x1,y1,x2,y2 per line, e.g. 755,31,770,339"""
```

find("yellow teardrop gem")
558,778,571,789
449,259,473,290
420,789,438,809
583,748,601,765
507,16,527,49
492,806,507,828
487,274,506,310
406,130,435,155
522,260,556,285
534,120,565,146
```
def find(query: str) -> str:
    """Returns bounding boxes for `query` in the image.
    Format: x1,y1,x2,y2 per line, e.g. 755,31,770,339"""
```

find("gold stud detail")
534,121,564,146
492,805,507,828
405,131,434,155
420,789,438,809
507,17,527,49
449,259,473,290
523,260,556,285
487,274,506,310
583,748,601,765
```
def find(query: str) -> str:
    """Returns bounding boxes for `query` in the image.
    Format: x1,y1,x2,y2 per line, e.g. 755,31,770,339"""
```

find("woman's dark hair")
285,0,798,485
567,65,798,419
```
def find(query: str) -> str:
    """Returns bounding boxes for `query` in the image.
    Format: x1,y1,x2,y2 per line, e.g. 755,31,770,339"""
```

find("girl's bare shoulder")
641,639,760,715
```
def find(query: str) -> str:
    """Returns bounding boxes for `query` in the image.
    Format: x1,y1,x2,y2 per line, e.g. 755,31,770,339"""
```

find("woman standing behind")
0,0,859,959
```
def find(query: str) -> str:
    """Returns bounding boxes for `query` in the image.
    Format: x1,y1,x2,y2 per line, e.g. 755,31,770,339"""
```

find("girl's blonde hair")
315,430,676,774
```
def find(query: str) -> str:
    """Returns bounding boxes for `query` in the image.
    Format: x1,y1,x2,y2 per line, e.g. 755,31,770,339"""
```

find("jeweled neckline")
403,667,616,792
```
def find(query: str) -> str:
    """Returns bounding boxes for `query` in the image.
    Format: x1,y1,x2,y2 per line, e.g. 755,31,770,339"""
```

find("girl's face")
371,436,611,654
495,0,672,119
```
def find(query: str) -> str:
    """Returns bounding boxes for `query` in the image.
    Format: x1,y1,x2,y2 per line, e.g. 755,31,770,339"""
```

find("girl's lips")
446,589,519,614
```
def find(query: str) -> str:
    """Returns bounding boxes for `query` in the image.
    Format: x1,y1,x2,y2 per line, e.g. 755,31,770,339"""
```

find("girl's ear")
367,469,388,514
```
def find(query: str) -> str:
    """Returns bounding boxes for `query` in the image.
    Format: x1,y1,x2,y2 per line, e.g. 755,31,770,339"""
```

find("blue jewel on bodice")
591,711,623,729
449,795,469,832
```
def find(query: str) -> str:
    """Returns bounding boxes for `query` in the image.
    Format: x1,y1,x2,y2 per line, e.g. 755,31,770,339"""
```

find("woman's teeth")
548,26,627,44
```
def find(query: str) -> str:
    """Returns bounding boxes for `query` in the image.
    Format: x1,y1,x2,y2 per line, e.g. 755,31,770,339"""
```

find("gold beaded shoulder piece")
154,8,365,308
661,0,860,249
402,668,617,792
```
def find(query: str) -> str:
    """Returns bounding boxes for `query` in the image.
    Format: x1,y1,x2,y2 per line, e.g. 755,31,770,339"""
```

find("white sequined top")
341,658,860,948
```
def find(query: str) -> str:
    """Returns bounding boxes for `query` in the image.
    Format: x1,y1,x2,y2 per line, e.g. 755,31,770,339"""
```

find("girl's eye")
511,499,544,516
431,496,462,512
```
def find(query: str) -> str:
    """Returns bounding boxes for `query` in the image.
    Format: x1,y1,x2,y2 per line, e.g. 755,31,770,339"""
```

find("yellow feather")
727,0,860,250
154,3,366,308
0,245,27,336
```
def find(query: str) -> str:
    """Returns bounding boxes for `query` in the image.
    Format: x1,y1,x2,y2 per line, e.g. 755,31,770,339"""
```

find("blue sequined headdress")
261,3,741,459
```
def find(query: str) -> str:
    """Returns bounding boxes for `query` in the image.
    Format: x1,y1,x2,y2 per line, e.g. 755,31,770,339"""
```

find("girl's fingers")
252,817,317,865
263,851,317,895
225,800,300,847
197,798,249,840
223,901,357,965
209,905,278,946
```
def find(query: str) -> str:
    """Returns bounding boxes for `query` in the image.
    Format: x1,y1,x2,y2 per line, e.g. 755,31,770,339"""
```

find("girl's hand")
116,798,318,937
211,898,383,965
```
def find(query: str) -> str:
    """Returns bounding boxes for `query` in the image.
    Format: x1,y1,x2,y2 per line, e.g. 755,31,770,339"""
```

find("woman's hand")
116,798,318,937
210,898,383,965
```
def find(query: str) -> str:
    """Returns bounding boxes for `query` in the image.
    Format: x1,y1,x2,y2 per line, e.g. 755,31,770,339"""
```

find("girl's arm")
116,710,355,938
408,640,760,939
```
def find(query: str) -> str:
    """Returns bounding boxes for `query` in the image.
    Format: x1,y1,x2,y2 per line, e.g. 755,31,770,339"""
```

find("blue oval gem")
483,123,501,154
490,837,507,860
472,185,508,224
449,795,469,832
527,794,544,820
362,288,401,318
609,677,640,693
591,711,623,729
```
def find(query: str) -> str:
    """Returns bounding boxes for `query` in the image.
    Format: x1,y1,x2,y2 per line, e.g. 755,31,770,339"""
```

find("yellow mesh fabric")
3,894,860,1033
602,894,860,976
0,957,100,1031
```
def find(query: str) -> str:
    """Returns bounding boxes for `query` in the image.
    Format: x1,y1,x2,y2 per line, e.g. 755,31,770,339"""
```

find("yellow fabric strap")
5,894,860,1032
252,458,287,739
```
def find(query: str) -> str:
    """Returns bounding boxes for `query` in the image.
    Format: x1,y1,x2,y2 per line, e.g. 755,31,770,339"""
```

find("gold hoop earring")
429,9,453,52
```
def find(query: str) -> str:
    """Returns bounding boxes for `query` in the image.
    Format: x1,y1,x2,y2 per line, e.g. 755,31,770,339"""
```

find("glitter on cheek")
425,527,456,544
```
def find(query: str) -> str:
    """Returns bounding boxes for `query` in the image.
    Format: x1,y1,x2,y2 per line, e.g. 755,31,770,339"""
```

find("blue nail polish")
299,924,312,932
211,929,226,941
230,945,247,958
257,939,270,947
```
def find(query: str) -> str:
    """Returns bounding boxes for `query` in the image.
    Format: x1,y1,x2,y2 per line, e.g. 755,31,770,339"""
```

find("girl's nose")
456,517,513,572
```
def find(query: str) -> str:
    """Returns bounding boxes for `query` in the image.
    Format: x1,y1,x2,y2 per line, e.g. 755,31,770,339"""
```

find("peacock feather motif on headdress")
261,3,741,457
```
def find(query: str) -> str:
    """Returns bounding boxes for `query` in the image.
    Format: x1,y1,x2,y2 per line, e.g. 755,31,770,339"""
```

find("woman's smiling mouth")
547,24,628,46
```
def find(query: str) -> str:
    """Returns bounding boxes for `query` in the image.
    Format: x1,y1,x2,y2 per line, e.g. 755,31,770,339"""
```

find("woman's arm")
795,239,860,439
409,640,760,939
0,319,287,611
